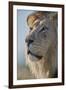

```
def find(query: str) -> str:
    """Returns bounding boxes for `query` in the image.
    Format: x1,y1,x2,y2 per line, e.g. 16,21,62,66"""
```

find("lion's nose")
25,37,34,47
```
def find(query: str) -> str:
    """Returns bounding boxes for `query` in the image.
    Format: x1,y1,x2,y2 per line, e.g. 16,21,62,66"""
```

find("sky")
17,10,34,65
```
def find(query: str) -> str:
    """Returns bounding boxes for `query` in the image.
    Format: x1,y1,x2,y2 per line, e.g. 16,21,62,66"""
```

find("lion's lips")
27,50,42,59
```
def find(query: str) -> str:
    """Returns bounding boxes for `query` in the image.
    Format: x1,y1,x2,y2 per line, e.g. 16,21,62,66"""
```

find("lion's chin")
28,54,42,61
27,50,43,61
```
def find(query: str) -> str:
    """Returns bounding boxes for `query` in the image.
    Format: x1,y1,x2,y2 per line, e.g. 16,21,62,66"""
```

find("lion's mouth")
27,50,42,59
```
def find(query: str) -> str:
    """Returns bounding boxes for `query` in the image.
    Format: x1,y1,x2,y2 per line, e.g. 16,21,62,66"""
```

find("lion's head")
25,11,58,78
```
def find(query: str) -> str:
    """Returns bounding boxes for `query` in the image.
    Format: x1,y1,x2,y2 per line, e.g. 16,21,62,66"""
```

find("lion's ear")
48,12,58,21
49,13,58,23
48,13,58,30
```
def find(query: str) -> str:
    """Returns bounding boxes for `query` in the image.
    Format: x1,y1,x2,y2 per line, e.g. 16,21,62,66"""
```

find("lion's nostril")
27,40,34,47
25,37,34,46
25,38,28,43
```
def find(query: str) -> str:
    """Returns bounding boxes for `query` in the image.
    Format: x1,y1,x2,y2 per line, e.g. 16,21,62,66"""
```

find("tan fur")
25,11,57,78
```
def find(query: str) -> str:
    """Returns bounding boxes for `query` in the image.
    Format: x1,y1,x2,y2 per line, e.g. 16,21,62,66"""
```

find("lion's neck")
26,45,57,79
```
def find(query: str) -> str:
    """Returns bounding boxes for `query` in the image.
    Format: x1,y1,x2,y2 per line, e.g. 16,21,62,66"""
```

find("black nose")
25,38,34,47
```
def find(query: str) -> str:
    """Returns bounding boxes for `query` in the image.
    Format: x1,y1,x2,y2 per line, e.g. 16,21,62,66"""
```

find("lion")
25,11,58,79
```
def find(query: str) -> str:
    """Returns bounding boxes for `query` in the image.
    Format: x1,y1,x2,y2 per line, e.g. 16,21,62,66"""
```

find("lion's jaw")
26,48,57,78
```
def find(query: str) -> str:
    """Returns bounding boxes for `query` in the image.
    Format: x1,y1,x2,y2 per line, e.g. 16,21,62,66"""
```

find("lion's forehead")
27,11,57,32
27,12,46,31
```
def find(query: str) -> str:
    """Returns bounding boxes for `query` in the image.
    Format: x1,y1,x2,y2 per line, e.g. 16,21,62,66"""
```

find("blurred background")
17,10,35,80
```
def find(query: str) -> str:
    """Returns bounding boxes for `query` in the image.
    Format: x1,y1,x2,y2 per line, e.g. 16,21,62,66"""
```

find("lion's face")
25,12,57,62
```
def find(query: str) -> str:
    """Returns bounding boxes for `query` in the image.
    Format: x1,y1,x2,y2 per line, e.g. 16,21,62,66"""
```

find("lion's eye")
41,27,45,32
39,26,48,33
30,27,33,30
